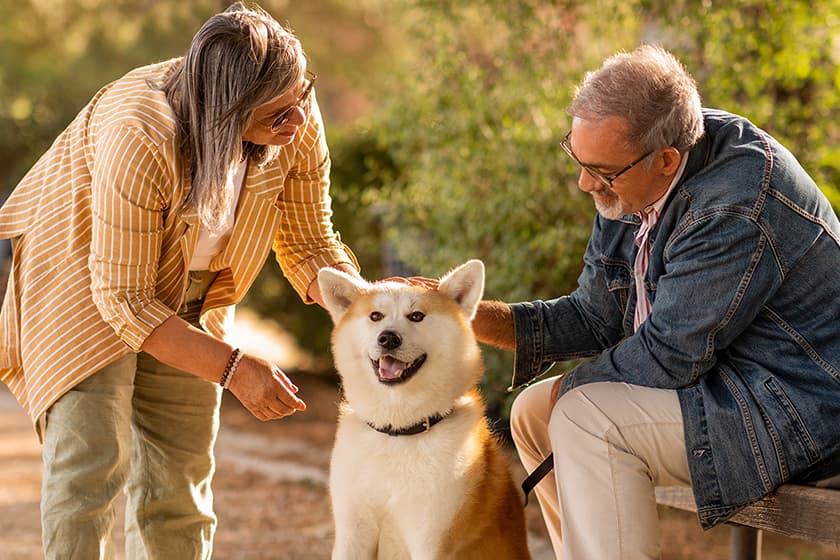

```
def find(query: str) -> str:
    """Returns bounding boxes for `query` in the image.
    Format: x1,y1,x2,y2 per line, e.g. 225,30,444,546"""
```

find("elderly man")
473,44,840,559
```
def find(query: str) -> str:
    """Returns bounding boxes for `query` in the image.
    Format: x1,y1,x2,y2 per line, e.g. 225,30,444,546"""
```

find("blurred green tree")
0,0,221,193
1,0,838,419
651,0,840,207
351,0,840,417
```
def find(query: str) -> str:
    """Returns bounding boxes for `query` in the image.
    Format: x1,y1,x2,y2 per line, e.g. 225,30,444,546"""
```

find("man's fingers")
377,276,439,289
378,276,412,285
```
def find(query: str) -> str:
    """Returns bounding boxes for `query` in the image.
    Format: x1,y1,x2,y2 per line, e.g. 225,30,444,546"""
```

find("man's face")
566,116,671,219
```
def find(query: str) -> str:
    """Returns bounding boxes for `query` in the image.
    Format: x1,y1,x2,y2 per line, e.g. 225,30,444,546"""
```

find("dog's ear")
438,259,485,321
317,267,367,324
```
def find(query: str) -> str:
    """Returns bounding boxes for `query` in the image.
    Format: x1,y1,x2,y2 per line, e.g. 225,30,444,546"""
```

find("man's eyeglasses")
560,130,654,189
265,71,317,132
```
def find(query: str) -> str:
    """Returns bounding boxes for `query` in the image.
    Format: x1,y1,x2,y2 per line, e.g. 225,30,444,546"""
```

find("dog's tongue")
378,356,407,380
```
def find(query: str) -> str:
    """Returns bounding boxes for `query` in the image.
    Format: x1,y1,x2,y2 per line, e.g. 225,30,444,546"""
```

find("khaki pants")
41,272,222,560
511,379,691,560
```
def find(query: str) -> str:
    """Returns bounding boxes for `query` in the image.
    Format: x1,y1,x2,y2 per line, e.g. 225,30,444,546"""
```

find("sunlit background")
2,2,840,558
2,0,839,419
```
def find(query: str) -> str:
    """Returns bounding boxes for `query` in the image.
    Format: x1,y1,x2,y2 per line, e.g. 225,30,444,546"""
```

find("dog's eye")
370,311,384,322
407,311,425,322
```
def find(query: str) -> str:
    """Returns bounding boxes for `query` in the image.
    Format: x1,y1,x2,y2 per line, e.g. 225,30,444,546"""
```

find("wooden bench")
655,484,840,560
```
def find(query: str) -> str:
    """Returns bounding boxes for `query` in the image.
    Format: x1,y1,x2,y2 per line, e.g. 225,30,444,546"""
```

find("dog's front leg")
331,506,379,560
401,523,452,560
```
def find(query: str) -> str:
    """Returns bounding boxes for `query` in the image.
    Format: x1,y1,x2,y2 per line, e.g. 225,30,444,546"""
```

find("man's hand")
227,353,307,421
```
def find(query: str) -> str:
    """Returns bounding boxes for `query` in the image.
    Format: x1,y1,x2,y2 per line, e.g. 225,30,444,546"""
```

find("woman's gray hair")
568,44,704,154
158,2,305,231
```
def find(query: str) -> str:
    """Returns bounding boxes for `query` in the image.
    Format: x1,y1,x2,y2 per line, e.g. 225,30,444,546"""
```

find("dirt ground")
1,313,838,559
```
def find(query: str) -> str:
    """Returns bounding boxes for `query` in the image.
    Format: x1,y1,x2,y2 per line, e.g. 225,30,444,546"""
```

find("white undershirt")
189,159,247,271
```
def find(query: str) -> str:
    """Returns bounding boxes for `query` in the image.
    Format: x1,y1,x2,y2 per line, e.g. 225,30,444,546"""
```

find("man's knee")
549,382,617,448
510,378,557,448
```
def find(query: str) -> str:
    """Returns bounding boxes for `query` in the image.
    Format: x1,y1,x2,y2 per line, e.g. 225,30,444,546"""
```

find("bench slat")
655,485,840,547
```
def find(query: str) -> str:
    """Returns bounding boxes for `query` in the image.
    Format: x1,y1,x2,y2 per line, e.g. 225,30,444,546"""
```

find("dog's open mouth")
370,354,427,384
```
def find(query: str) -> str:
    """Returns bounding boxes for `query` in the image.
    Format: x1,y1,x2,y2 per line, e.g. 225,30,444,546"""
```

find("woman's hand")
226,353,307,421
378,276,440,290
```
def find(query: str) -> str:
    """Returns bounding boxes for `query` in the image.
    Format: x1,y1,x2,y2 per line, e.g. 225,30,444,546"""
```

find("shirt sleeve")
88,124,176,351
272,100,359,302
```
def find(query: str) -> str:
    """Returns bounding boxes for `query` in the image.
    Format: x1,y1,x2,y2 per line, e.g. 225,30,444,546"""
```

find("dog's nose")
377,330,402,350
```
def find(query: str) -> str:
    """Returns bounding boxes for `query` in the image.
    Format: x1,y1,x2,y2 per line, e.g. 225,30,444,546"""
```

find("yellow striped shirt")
0,59,358,433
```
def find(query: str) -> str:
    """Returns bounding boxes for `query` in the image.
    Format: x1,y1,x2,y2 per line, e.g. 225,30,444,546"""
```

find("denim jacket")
510,109,840,528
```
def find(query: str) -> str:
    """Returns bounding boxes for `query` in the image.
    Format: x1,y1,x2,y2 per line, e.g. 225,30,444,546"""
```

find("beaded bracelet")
220,348,243,389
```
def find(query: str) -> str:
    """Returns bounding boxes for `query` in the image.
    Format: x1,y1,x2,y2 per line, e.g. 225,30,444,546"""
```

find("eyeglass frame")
260,70,318,132
560,130,655,190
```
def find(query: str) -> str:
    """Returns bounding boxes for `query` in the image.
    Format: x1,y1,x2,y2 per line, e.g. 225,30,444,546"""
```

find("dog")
318,260,531,560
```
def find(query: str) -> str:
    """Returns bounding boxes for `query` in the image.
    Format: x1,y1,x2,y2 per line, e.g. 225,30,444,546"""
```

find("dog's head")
317,260,485,424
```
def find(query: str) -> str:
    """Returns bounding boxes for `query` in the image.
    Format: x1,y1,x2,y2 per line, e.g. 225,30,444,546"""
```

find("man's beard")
593,191,625,220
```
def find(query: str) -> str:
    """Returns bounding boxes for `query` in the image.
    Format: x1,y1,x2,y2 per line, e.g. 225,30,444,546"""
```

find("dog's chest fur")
330,399,489,558
331,397,484,505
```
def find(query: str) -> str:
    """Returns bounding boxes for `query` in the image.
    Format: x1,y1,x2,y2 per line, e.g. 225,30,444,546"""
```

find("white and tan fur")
318,260,530,560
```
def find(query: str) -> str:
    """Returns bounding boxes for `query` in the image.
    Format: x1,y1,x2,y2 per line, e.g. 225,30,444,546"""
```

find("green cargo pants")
40,271,222,560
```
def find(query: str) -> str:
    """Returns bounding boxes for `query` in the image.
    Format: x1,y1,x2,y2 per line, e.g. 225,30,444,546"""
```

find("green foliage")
346,0,840,417
348,1,614,416
0,0,396,194
0,1,225,193
652,0,840,207
364,1,597,300
2,0,839,415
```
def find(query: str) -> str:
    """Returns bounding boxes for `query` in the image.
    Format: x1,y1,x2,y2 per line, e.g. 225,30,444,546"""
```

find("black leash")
521,453,554,506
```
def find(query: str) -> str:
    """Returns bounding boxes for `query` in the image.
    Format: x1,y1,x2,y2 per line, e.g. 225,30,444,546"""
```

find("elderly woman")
0,3,358,558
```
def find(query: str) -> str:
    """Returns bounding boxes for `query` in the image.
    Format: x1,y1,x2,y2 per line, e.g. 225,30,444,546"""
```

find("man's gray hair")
159,2,305,231
568,44,704,154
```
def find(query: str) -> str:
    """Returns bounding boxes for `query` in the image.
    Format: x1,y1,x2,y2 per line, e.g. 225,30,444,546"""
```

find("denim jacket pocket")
602,258,633,331
763,377,821,470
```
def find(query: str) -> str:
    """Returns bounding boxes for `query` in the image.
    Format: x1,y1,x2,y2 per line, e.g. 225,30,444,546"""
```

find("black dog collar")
366,409,453,437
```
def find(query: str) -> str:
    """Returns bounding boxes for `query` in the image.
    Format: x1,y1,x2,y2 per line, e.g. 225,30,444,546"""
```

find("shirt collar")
640,151,688,219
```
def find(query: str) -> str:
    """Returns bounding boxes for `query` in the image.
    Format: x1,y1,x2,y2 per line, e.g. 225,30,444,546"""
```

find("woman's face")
241,75,310,147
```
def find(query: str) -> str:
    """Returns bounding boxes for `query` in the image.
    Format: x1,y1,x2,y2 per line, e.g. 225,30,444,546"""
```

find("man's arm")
472,300,516,350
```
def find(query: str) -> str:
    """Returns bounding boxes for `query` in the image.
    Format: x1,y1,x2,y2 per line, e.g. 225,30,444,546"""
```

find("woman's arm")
141,316,306,420
271,97,360,304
